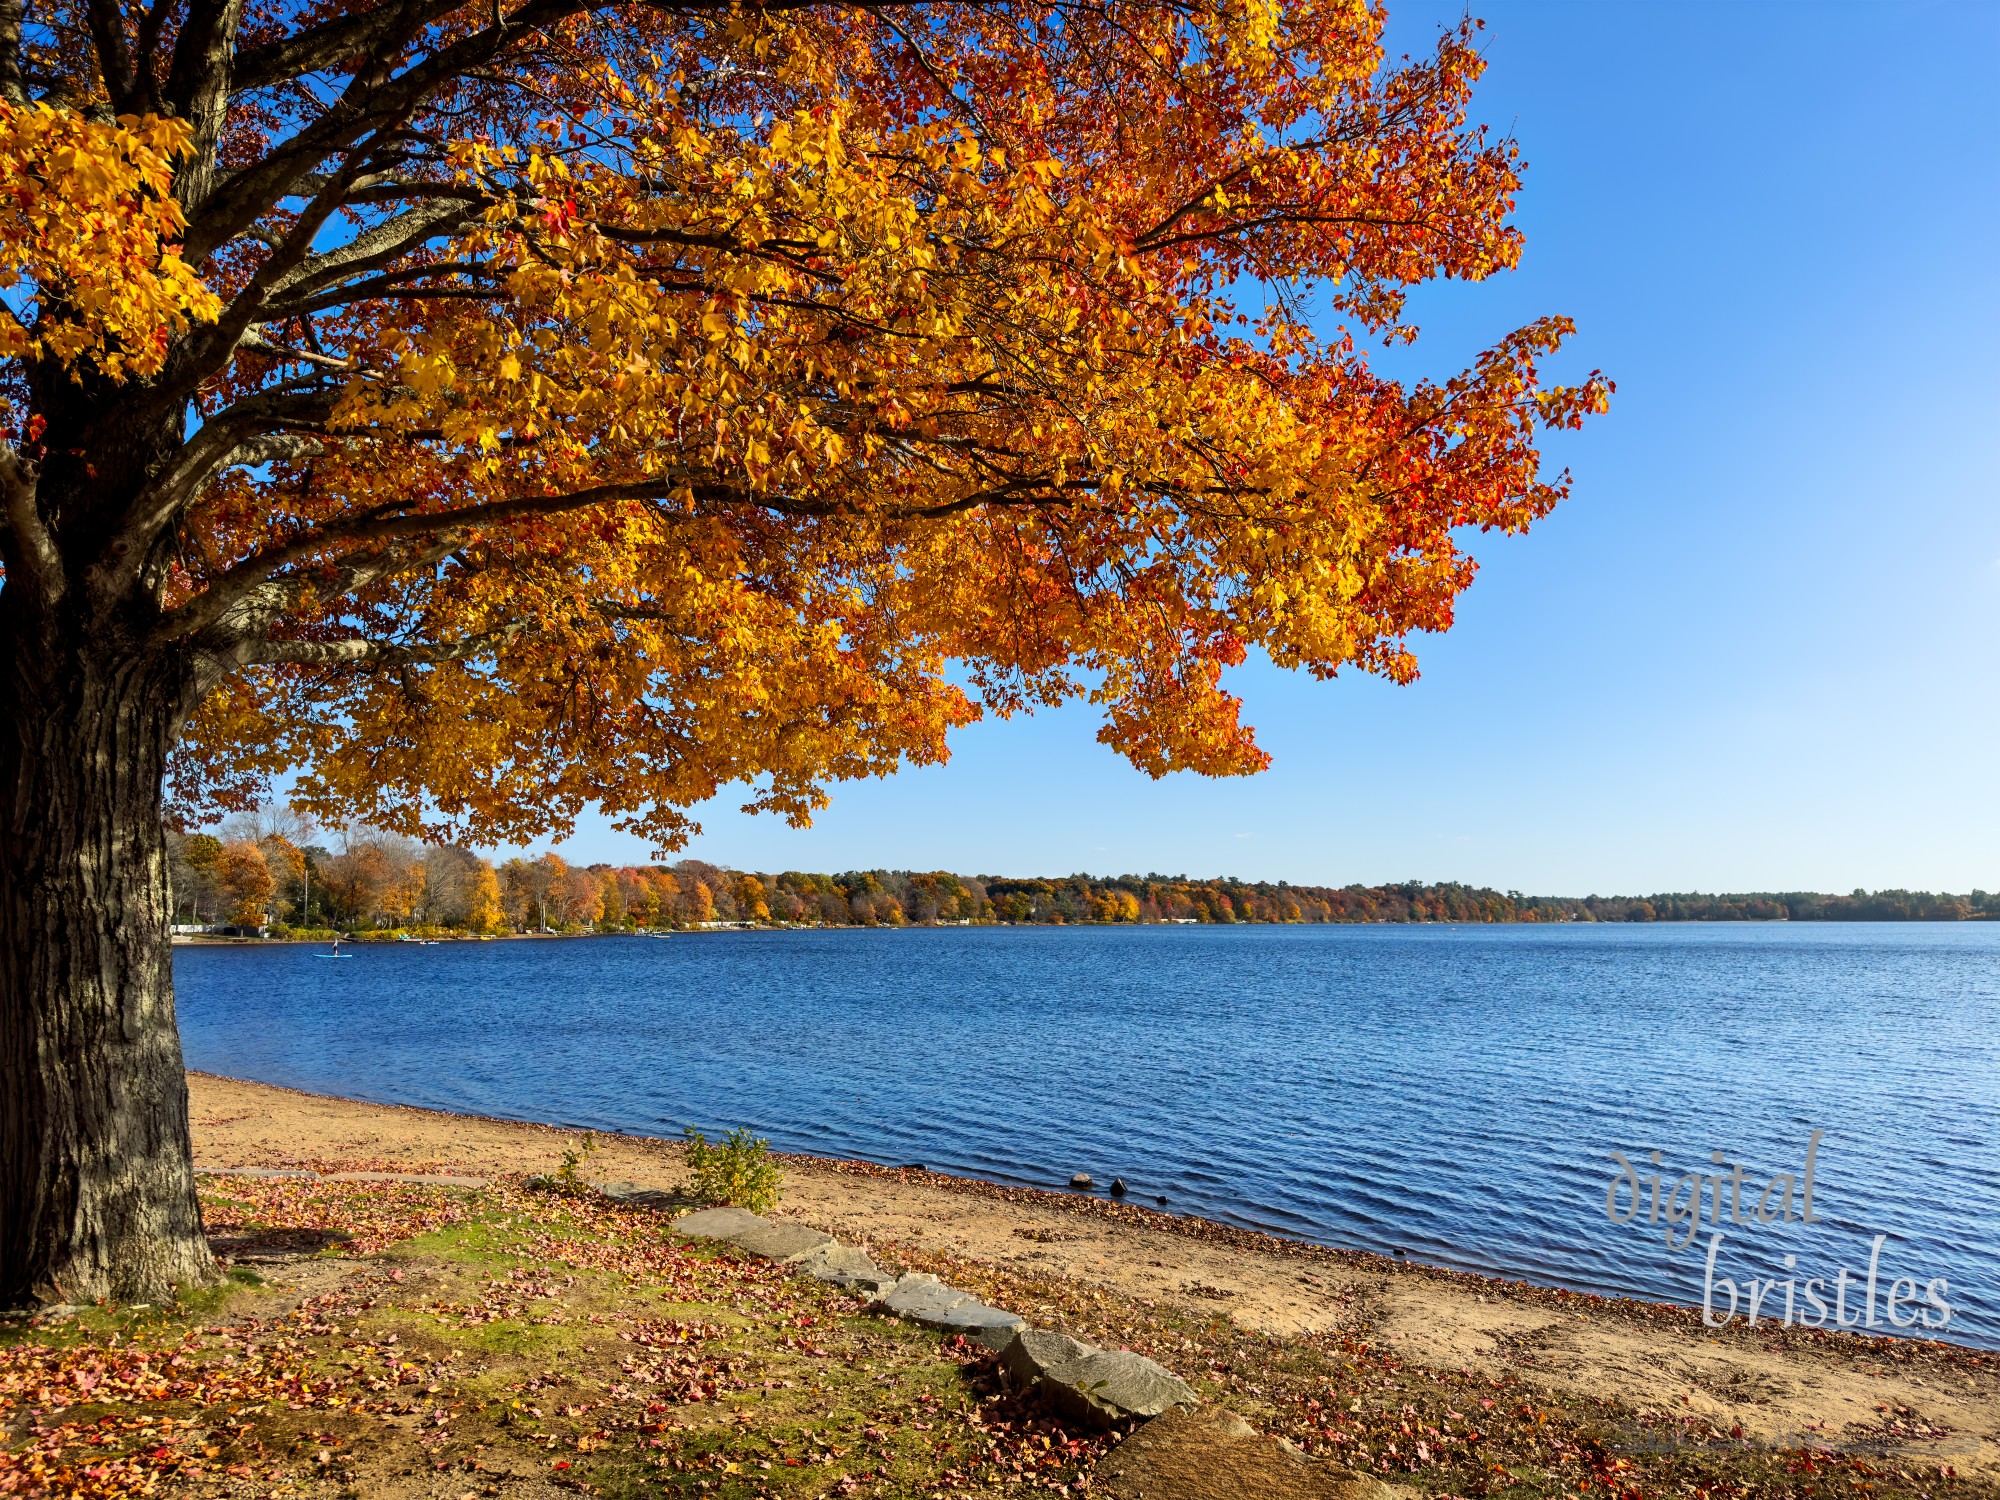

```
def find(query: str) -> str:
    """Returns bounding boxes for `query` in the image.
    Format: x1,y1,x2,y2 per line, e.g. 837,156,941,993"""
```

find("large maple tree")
0,0,1606,1303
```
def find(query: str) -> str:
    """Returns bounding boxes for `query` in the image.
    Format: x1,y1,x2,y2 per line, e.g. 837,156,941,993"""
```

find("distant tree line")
165,811,2000,934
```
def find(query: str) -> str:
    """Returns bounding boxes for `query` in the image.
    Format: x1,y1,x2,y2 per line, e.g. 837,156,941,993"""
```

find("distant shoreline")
171,913,2000,947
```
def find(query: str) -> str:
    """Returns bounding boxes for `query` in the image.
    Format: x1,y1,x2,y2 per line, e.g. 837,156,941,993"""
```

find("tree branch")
188,612,523,705
84,0,140,112
163,0,246,201
238,628,514,667
184,0,590,262
229,0,469,93
108,388,346,564
0,445,61,608
156,479,677,645
260,198,484,304
237,326,357,371
0,0,26,106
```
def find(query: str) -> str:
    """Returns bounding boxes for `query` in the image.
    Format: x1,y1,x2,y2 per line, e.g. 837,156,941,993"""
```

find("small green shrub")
682,1127,782,1214
554,1131,599,1192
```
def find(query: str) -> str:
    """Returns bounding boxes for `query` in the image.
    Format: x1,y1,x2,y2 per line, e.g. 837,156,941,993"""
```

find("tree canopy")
2,0,1607,847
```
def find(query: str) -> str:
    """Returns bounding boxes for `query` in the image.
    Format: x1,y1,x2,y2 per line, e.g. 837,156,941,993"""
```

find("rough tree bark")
0,596,214,1307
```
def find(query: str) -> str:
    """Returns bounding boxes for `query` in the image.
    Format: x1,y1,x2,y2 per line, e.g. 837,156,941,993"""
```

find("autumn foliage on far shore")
166,823,2000,935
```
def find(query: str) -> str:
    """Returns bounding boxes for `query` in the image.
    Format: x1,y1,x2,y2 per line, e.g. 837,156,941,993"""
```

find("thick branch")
163,0,246,207
168,151,385,389
156,480,674,644
0,0,25,105
229,0,470,93
188,612,521,705
84,0,139,112
238,628,511,667
108,388,345,563
273,262,505,318
184,0,590,262
0,445,61,608
260,198,483,303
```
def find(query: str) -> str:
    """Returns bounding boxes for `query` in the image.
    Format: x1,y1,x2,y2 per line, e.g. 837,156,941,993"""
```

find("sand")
187,1071,2000,1479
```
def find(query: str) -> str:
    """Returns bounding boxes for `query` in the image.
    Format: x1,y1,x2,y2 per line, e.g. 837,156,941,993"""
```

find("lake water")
174,923,2000,1346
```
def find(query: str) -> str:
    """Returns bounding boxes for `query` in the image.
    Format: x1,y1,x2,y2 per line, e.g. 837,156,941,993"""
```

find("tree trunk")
0,626,214,1307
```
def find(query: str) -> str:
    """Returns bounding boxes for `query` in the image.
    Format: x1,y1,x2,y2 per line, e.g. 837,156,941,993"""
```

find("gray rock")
1109,1178,1127,1197
1069,1173,1093,1190
936,1300,1027,1335
873,1275,1025,1335
993,1328,1196,1428
999,1327,1098,1387
876,1274,974,1323
969,1321,1026,1353
590,1180,678,1207
728,1221,837,1263
674,1206,772,1239
798,1243,897,1296
673,1205,835,1263
1065,1350,1199,1423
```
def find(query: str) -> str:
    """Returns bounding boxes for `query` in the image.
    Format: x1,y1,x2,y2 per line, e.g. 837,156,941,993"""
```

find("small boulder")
994,1328,1197,1429
875,1276,1024,1335
590,1180,675,1207
1070,1173,1093,1190
1109,1178,1128,1197
725,1221,836,1264
1066,1349,1199,1423
999,1327,1096,1387
674,1206,770,1239
799,1243,897,1297
936,1300,1028,1336
876,1275,970,1322
672,1206,835,1263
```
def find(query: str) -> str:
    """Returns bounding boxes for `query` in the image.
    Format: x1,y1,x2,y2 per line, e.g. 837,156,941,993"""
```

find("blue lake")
173,923,2000,1346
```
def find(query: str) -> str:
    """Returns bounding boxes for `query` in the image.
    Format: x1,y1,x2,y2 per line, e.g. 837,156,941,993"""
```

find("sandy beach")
188,1071,2000,1482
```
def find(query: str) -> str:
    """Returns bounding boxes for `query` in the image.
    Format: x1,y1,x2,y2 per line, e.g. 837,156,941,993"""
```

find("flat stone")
674,1206,772,1239
591,1180,678,1207
798,1243,897,1296
876,1275,975,1324
874,1275,1024,1334
726,1221,836,1264
671,1206,835,1263
934,1300,1027,1335
1066,1350,1199,1423
1000,1327,1098,1387
996,1328,1196,1428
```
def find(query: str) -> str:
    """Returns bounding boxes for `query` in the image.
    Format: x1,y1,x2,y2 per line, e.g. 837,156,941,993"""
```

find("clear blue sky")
547,1,2000,893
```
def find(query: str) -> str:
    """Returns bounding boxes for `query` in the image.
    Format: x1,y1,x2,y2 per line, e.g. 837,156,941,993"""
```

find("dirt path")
189,1072,2000,1478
